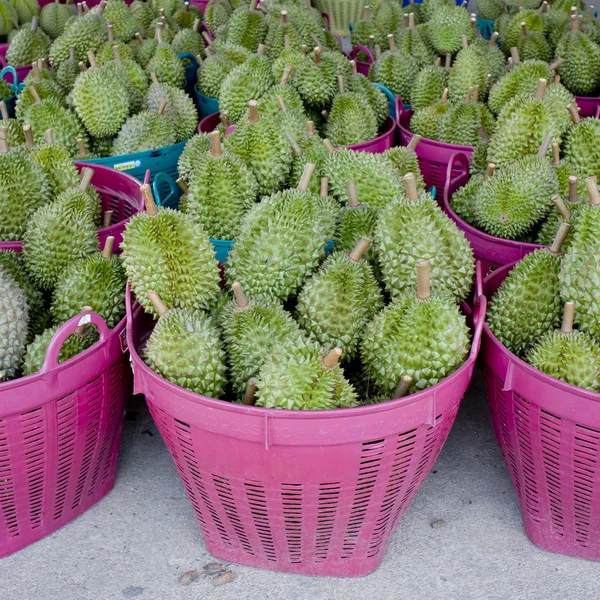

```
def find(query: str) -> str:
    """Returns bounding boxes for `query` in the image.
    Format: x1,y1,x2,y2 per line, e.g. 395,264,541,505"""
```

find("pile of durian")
488,179,600,392
121,140,476,409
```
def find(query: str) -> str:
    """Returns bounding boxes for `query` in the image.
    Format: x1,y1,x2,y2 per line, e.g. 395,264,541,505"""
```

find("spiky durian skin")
411,65,449,110
324,148,403,209
53,183,101,225
148,15,180,43
0,147,51,241
256,84,305,121
12,0,39,24
151,0,178,16
40,1,71,38
180,150,258,240
225,7,267,50
0,118,24,147
112,111,177,156
361,291,470,396
171,28,204,58
556,30,600,96
204,0,232,33
334,203,380,259
136,39,158,69
177,133,210,184
121,208,221,318
369,51,419,104
517,31,552,63
325,92,378,147
448,46,489,103
486,46,506,83
143,308,227,398
564,118,600,181
287,134,328,195
503,10,547,49
427,5,474,55
436,102,495,147
197,55,236,99
478,0,505,20
296,252,384,361
146,44,186,89
449,174,484,226
394,24,435,67
0,265,29,380
488,249,563,356
224,114,293,196
29,143,80,198
0,0,17,37
225,189,338,301
15,80,64,120
255,341,358,410
350,20,388,61
145,81,198,143
291,56,337,109
103,0,137,41
6,27,51,67
383,147,425,190
346,73,388,126
410,102,450,139
376,195,474,302
22,326,98,377
474,157,558,239
56,58,81,93
526,330,600,392
222,295,307,397
48,12,107,68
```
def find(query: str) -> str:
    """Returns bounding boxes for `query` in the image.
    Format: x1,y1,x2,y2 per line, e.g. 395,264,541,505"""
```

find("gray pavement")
2,369,600,600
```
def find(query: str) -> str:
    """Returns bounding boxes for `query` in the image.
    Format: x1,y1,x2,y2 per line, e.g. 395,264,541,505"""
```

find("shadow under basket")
0,310,130,558
125,285,486,577
482,263,600,561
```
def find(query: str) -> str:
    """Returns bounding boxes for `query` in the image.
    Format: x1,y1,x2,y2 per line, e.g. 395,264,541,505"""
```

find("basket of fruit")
481,195,600,559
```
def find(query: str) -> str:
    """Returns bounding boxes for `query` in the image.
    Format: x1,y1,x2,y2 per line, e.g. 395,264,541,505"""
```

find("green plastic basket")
313,0,366,36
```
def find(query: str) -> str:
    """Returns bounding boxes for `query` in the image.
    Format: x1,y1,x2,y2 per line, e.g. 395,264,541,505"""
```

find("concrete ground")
2,369,600,600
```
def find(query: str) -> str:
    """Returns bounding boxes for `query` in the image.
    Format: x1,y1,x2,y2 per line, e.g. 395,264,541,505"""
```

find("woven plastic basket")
126,284,486,576
397,101,474,191
313,0,365,36
442,151,541,274
0,309,130,558
0,161,143,252
0,46,31,84
482,263,600,561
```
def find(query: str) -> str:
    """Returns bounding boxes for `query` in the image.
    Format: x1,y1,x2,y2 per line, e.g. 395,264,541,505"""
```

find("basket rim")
79,140,188,165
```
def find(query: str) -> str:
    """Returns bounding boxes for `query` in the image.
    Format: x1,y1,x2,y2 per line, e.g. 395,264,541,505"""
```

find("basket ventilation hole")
281,483,303,564
0,418,19,537
54,392,79,520
21,407,46,529
245,482,276,561
315,482,341,563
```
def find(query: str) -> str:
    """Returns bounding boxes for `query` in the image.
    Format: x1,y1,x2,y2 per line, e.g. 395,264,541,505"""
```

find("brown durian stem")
257,43,265,55
313,46,321,64
321,109,329,120
75,306,93,336
277,95,287,113
103,210,113,227
287,132,301,156
585,176,600,205
320,177,329,197
140,184,159,215
196,53,203,65
407,134,421,151
76,138,87,157
209,131,222,157
552,74,561,84
567,102,580,124
281,9,289,24
510,46,520,65
150,72,159,85
393,375,413,399
102,236,115,259
280,65,294,84
107,22,114,42
31,61,41,82
345,180,359,207
536,134,551,158
112,45,121,62
549,221,571,253
201,31,213,46
590,5,595,18
0,101,7,121
297,162,316,192
445,53,452,69
44,129,54,144
368,35,375,52
465,87,473,103
96,0,106,16
485,163,496,180
402,173,419,200
322,347,342,368
416,261,431,300
350,59,358,75
461,34,468,49
221,112,230,128
561,301,575,334
323,138,335,152
176,178,189,195
489,32,499,48
549,58,563,72
387,34,396,52
135,32,144,43
409,12,416,28
232,282,250,309
156,23,164,44
538,0,548,14
78,61,87,72
79,167,94,192
551,142,560,165
337,75,344,94
248,100,259,123
568,176,578,203
283,33,290,50
77,2,82,16
311,34,323,51
348,237,372,262
552,194,572,220
471,86,479,103
243,378,258,406
29,84,41,103
192,18,200,33
521,21,529,36
148,291,169,317
402,13,409,28
0,126,8,154
441,87,448,104
435,56,441,67
375,44,381,60
364,5,370,20
570,14,579,33
87,49,97,69
22,124,34,148
306,120,314,136
535,78,547,98
157,98,168,115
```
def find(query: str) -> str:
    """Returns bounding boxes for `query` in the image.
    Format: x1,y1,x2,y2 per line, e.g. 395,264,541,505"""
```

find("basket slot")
244,482,277,561
0,419,18,538
214,474,254,556
282,483,303,564
539,409,564,535
21,407,47,530
314,482,341,562
54,392,79,520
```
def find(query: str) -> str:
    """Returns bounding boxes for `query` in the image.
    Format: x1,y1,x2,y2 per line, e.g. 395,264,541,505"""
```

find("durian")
6,17,50,67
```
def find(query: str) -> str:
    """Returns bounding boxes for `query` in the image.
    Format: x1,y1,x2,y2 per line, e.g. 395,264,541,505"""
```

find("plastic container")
179,52,200,98
442,151,541,273
0,65,22,119
190,0,210,13
0,309,130,558
0,161,143,252
575,96,600,118
0,46,31,85
198,110,221,133
397,101,474,191
482,263,600,561
476,18,494,40
125,284,486,576
349,44,373,77
194,86,219,119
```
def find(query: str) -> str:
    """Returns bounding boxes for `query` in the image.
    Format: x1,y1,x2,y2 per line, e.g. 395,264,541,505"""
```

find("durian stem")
176,178,189,195
471,86,479,103
39,58,49,71
445,53,451,69
364,5,370,20
150,72,159,84
108,22,114,42
87,50,97,69
567,103,580,124
22,124,34,148
96,0,106,16
157,98,168,116
248,100,259,123
311,34,323,50
306,120,314,136
287,133,302,156
69,46,76,62
435,56,441,67
552,194,572,220
250,0,257,11
232,282,250,309
196,53,203,65
550,222,571,253
209,131,222,157
590,5,595,19
322,347,342,369
403,11,410,27
407,134,421,151
112,45,121,62
375,45,381,60
485,163,496,180
561,302,575,334
140,184,159,215
221,112,230,128
297,162,316,192
77,2,82,16
103,210,113,227
243,378,258,406
585,176,600,205
489,32,499,48
408,12,415,28
348,237,372,262
538,0,548,14
535,78,547,99
79,167,94,192
568,176,578,203
521,21,529,36
135,32,144,43
102,236,115,259
323,138,335,152
148,292,169,317
30,15,38,32
76,138,87,157
156,23,164,44
193,18,200,33
0,126,8,154
320,177,329,197
31,61,41,83
465,87,473,103
78,61,87,72
368,35,375,52
552,74,561,84
387,34,396,52
313,46,321,64
402,173,419,200
393,375,413,399
536,134,551,158
280,65,293,84
349,59,358,76
549,58,563,72
337,75,344,94
29,85,41,104
461,34,468,49
75,307,93,336
441,88,448,104
44,129,54,144
257,43,265,55
551,142,560,165
277,95,287,113
0,101,8,121
321,109,329,120
416,261,431,300
281,10,289,24
345,180,359,207
510,47,520,66
570,14,579,33
470,13,477,28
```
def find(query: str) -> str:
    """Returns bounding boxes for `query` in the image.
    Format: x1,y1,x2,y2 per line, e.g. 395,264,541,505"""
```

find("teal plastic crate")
374,83,410,119
476,18,494,40
179,52,200,98
194,85,219,119
0,66,22,119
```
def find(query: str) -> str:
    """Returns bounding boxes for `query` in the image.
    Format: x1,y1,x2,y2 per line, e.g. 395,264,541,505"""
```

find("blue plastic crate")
194,85,219,119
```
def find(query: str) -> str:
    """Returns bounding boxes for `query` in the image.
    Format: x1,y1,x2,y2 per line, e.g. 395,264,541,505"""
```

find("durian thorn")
387,33,396,52
283,34,290,50
277,95,287,113
441,88,448,104
286,132,302,156
465,87,474,103
368,35,375,52
521,21,529,36
407,134,421,151
321,109,329,120
510,47,520,66
393,376,413,399
248,100,259,123
570,13,579,33
461,34,468,49
140,184,159,215
364,5,370,20
157,98,168,116
551,142,561,165
103,210,113,227
22,124,34,148
567,102,580,124
568,176,578,203
313,46,321,63
408,12,415,29
538,0,548,14
192,18,200,33
209,131,222,157
489,32,499,47
323,138,335,152
147,291,169,317
249,0,257,11
561,302,576,334
345,180,360,207
76,138,87,157
281,9,289,24
0,126,7,153
306,120,314,136
150,72,159,85
322,347,342,369
0,101,7,121
201,30,212,46
552,194,572,220
348,237,372,262
337,75,344,94
221,112,230,128
79,167,94,192
243,378,258,406
257,43,265,55
135,32,144,44
478,127,490,142
75,306,93,336
28,85,41,104
550,222,571,253
435,56,441,68
402,173,419,200
445,53,451,69
311,34,323,51
232,282,250,309
107,22,114,42
69,46,76,62
535,78,547,99
375,44,382,60
112,45,121,62
176,178,189,195
87,49,97,69
320,177,329,197
44,129,54,144
102,236,115,259
485,163,496,180
585,176,600,205
31,61,41,83
536,134,551,158
297,162,316,192
416,260,431,300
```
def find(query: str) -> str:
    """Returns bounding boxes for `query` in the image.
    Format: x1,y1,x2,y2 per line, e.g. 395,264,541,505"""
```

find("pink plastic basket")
482,263,600,561
126,284,486,577
0,309,130,558
442,152,542,274
0,161,144,253
189,0,210,13
575,95,600,118
0,45,31,82
349,45,373,77
397,101,474,191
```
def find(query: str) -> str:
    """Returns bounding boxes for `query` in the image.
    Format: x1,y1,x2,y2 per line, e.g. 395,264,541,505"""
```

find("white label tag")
78,314,92,327
113,161,136,172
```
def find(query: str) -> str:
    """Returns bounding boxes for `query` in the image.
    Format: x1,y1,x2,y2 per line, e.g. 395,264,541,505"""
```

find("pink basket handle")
321,11,331,30
395,95,403,126
474,260,484,300
40,310,111,373
444,151,470,203
350,45,374,64
126,282,135,331
470,292,487,360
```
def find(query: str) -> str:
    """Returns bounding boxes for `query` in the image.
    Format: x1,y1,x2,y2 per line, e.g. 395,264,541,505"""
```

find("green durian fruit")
96,37,135,66
449,163,496,226
256,70,305,120
208,39,253,64
0,138,51,241
536,178,582,247
0,264,29,380
0,101,23,145
103,0,137,41
12,0,39,25
225,4,267,51
173,2,203,29
22,322,99,376
564,115,600,181
146,31,186,88
50,167,101,225
516,22,552,62
15,79,64,120
484,38,506,83
225,166,338,300
197,53,236,98
478,0,505,20
264,9,302,60
151,0,179,17
177,132,210,184
420,0,456,21
145,76,198,142
346,65,388,126
6,17,50,67
555,16,600,96
121,185,221,317
383,139,426,191
410,62,449,110
72,65,130,138
56,47,81,92
255,343,358,410
448,44,489,102
503,9,547,50
350,6,388,60
104,54,150,112
374,0,404,33
271,46,308,82
526,301,600,392
130,0,155,33
376,174,474,301
546,8,571,49
204,0,232,34
361,261,470,396
324,146,403,208
218,52,274,123
487,225,570,356
410,88,450,139
224,101,293,195
296,238,384,360
135,36,158,68
40,0,72,38
222,282,307,398
0,0,17,36
428,5,474,55
148,15,179,44
143,292,227,398
171,20,203,57
180,131,257,240
291,46,337,108
0,78,11,102
28,134,80,197
394,13,435,66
